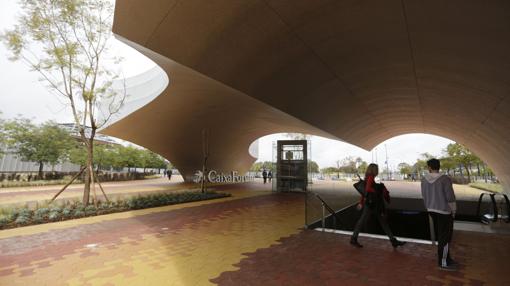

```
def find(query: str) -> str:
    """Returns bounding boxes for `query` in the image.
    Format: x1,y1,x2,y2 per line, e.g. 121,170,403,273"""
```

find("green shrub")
73,210,85,218
0,216,11,226
34,208,50,218
48,211,61,221
0,191,230,229
84,205,97,216
15,215,30,225
126,197,136,209
61,208,72,219
18,209,33,218
32,214,45,224
8,209,19,221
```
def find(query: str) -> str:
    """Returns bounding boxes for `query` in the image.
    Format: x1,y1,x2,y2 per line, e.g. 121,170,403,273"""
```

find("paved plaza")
0,181,509,285
0,176,187,207
0,177,486,207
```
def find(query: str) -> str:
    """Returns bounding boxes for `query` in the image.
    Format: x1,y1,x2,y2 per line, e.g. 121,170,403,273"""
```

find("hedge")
0,191,230,229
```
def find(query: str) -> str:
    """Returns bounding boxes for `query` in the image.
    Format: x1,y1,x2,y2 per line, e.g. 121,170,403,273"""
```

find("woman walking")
350,163,406,248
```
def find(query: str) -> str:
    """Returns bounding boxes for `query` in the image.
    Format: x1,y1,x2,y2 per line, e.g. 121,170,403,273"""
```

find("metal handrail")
476,192,510,223
312,192,342,230
476,192,498,222
503,194,510,223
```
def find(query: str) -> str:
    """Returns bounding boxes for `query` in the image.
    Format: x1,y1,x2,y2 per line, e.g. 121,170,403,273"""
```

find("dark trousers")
351,206,395,241
429,212,454,266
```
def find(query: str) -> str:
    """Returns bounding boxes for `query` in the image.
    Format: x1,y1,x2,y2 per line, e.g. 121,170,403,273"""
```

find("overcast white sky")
0,0,454,170
256,133,453,170
0,0,156,123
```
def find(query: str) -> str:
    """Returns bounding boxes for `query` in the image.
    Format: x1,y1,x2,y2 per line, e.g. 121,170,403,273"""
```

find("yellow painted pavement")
0,186,304,286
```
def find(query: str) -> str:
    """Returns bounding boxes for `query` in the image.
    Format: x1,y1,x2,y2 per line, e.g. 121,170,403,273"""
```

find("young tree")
439,156,456,176
309,161,319,173
2,0,125,205
146,151,167,171
0,113,5,158
250,162,264,172
138,149,166,173
357,160,368,175
412,153,434,180
69,142,117,171
445,143,477,183
398,162,412,177
338,156,357,174
335,160,342,178
250,161,275,172
118,146,141,173
94,144,118,171
4,119,74,179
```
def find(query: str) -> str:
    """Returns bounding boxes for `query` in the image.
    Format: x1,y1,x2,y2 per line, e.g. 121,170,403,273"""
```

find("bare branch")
2,0,123,206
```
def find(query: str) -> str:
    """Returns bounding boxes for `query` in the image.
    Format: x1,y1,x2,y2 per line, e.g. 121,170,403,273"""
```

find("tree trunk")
465,166,471,183
38,161,44,180
83,140,94,205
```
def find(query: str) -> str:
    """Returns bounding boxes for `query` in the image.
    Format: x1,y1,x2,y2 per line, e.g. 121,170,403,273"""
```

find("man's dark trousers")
430,212,454,266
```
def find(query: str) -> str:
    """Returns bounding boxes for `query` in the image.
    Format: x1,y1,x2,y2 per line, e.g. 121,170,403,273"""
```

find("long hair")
365,163,379,178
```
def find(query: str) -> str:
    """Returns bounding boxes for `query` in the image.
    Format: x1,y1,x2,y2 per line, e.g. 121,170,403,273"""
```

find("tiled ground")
1,183,509,285
212,230,510,286
0,185,304,286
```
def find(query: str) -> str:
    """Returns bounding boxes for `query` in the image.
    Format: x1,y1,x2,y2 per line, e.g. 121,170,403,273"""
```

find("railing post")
490,194,498,222
476,193,485,219
502,194,510,223
321,202,325,231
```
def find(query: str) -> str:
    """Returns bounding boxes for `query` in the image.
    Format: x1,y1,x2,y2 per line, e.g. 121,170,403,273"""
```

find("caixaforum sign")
193,170,255,183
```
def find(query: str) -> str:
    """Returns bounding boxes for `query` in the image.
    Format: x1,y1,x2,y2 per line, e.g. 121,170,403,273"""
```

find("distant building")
58,123,120,145
0,124,118,173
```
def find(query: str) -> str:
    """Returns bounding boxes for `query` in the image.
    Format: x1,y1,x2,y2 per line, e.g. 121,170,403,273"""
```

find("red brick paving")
211,230,510,286
0,192,302,282
1,183,510,285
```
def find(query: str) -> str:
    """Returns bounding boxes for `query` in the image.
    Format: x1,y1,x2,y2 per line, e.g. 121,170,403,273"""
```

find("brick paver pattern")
0,183,509,285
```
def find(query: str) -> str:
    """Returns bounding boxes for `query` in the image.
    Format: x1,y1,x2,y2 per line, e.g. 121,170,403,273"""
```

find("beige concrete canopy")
104,0,510,192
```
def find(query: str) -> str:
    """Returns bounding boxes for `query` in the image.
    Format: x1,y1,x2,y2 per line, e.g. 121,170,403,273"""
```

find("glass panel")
281,144,304,161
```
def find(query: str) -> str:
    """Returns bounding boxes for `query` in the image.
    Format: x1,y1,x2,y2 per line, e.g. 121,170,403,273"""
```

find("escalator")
307,192,510,242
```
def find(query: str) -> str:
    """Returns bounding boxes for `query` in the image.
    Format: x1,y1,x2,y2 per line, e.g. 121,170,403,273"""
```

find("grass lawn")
469,182,503,193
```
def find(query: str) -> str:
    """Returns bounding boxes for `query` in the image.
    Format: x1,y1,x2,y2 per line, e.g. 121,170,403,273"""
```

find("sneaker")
391,239,406,248
438,264,458,271
350,239,363,248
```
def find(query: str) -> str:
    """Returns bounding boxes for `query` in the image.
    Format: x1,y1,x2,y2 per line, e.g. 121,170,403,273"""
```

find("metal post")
502,194,510,223
321,202,326,231
490,194,498,222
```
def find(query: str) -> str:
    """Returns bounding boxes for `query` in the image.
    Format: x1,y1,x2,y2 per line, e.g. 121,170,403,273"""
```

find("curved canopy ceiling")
104,0,510,192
